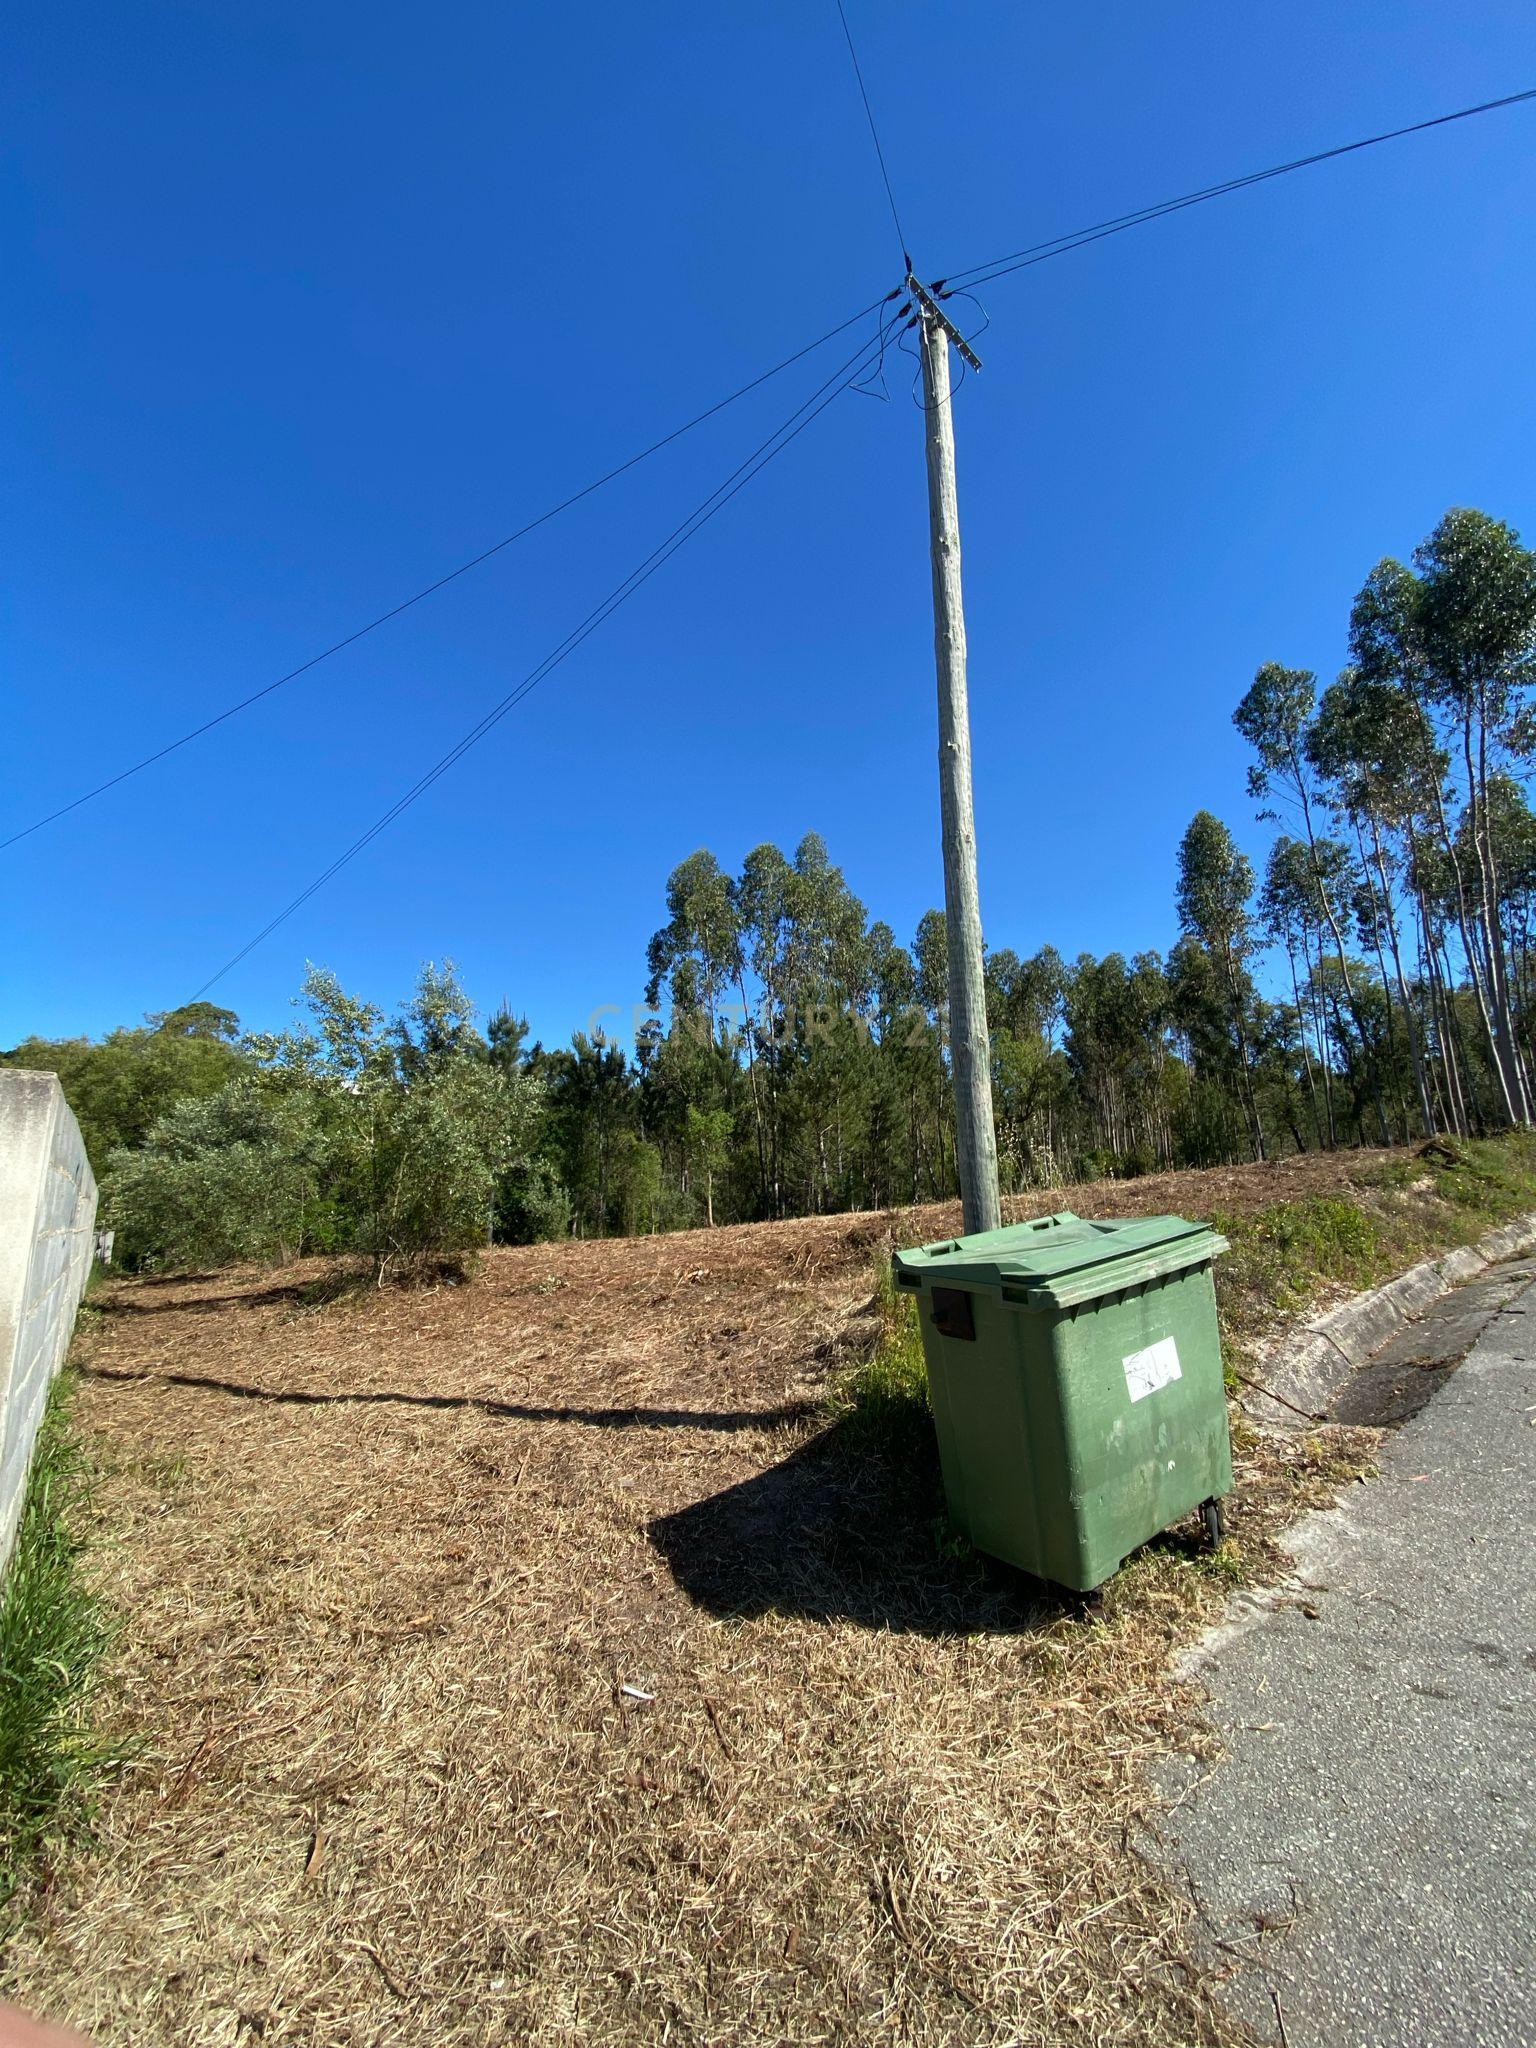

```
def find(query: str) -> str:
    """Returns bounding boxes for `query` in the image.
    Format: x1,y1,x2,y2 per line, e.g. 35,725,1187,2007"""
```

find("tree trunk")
1467,693,1532,1120
1304,923,1338,1147
1410,689,1518,1124
1365,810,1435,1138
1435,924,1479,1134
735,971,771,1212
1350,819,1412,1141
1222,937,1266,1161
1417,897,1465,1139
1292,750,1390,1143
1285,936,1325,1147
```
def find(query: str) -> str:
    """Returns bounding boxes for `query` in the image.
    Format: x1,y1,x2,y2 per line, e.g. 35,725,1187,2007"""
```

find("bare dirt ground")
5,1154,1399,2047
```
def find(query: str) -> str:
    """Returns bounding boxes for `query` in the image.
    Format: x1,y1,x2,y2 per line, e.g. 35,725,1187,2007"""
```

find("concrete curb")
1240,1210,1536,1432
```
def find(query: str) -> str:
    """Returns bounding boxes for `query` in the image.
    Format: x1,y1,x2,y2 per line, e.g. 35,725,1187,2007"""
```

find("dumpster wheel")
1201,1497,1227,1548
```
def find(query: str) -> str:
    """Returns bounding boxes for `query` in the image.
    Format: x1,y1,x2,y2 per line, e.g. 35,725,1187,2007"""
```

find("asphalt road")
1157,1263,1536,2048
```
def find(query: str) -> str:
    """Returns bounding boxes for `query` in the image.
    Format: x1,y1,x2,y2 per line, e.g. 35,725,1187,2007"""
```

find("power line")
1,293,893,855
192,320,889,996
833,0,912,271
14,84,1530,865
193,324,885,993
939,86,1536,295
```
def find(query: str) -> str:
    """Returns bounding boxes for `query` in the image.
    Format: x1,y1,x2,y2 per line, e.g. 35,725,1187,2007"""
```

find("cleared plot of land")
4,1155,1402,2046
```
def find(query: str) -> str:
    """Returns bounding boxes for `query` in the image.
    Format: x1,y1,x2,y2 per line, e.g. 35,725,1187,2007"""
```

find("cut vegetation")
4,1137,1535,2044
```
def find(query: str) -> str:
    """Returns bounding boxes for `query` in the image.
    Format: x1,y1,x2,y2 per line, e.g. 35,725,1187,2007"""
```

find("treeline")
6,504,1535,1268
546,504,1536,1221
3,971,545,1277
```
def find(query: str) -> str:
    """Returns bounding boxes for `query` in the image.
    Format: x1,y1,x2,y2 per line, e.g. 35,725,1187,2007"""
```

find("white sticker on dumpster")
1122,1336,1182,1403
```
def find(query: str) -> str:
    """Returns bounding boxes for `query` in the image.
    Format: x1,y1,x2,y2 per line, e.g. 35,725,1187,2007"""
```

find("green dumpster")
893,1210,1232,1592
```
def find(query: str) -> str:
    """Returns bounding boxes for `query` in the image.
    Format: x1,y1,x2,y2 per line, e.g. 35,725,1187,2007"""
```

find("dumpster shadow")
648,1410,1067,1638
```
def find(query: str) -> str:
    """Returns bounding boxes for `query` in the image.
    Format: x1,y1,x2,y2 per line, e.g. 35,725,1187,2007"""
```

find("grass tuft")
0,1374,116,1911
831,1258,929,1439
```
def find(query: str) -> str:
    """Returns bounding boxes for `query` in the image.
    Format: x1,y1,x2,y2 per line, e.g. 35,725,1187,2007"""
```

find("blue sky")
5,1,1534,1050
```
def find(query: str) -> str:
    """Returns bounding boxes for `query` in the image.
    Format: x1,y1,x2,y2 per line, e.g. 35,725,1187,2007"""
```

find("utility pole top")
906,276,983,373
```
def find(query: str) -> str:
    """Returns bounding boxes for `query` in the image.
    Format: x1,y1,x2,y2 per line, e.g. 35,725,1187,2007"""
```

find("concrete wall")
0,1071,98,1573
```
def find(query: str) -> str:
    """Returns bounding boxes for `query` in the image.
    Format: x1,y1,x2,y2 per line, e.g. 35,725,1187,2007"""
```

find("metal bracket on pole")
905,276,982,373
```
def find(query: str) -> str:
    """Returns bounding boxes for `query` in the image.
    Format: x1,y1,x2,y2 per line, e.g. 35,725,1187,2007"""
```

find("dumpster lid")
893,1210,1227,1309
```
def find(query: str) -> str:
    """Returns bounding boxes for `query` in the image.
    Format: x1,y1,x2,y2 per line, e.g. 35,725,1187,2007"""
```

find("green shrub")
1073,1149,1117,1184
104,1078,330,1270
495,1158,573,1244
108,963,546,1281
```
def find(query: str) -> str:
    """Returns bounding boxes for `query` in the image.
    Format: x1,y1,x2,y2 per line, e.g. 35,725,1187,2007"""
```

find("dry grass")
0,1148,1470,2045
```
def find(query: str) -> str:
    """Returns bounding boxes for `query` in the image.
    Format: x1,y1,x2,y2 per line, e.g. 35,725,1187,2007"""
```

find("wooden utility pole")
914,278,1001,1236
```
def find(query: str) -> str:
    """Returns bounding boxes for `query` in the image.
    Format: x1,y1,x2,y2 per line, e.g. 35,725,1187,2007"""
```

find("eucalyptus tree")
737,841,801,1210
1175,811,1266,1160
987,946,1069,1184
1259,837,1331,1145
1308,669,1441,1134
682,1105,733,1226
1165,932,1253,1166
1251,990,1317,1156
1060,951,1173,1173
987,945,1066,1047
1415,511,1536,1107
772,834,878,1213
911,907,954,1193
645,849,742,1033
1302,954,1392,1143
867,917,943,1203
1234,662,1390,1142
646,848,763,1208
913,908,949,1034
105,1079,331,1270
1455,773,1536,1072
1350,510,1536,1123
